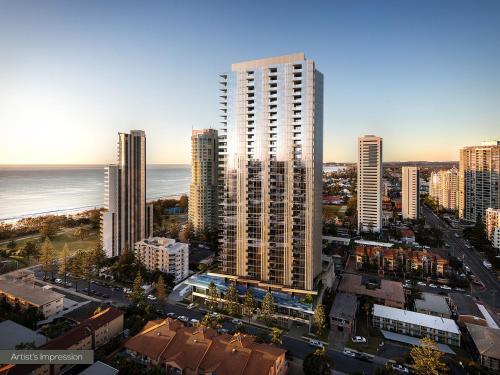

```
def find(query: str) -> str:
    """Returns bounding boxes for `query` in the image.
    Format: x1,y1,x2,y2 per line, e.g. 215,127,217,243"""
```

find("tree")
206,281,219,310
224,282,239,316
73,226,90,240
80,250,94,292
303,348,332,375
200,313,222,329
312,303,327,336
69,249,85,291
20,240,38,263
6,240,17,252
90,244,106,270
168,219,181,239
39,238,57,280
130,272,145,303
15,342,36,350
178,195,188,210
243,289,256,322
270,327,283,345
261,291,276,325
39,218,59,239
183,221,195,242
410,337,448,375
155,274,166,302
59,243,71,285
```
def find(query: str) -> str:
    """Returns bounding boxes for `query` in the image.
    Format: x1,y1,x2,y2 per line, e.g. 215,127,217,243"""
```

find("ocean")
0,165,191,221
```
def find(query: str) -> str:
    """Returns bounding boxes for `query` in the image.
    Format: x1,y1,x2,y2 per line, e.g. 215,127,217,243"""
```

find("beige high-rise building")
357,135,382,232
459,141,500,222
101,130,153,257
402,166,420,220
429,167,459,211
486,208,500,244
189,129,218,233
218,53,323,292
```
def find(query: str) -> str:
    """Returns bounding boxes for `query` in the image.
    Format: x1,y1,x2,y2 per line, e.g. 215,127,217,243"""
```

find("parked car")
123,287,131,293
187,303,197,309
352,336,367,343
440,285,452,290
54,278,63,284
147,294,157,301
217,328,229,334
166,312,177,318
177,315,189,323
429,284,438,288
342,349,356,358
309,339,324,348
357,353,373,362
64,282,72,287
231,319,242,325
189,318,199,326
391,363,410,373
417,281,426,286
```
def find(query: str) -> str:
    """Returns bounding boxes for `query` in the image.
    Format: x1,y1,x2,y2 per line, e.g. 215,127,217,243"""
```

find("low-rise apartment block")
373,304,460,346
135,237,189,283
329,292,358,335
466,323,500,372
338,274,405,309
415,292,452,319
0,281,64,319
124,318,287,375
354,246,448,277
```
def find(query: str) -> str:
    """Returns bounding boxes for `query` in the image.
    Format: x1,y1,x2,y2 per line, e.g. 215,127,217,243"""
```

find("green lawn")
0,227,99,257
323,205,347,219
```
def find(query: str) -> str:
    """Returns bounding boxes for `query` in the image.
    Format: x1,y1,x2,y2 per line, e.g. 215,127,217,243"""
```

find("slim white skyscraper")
357,135,382,232
101,130,153,257
218,53,323,292
402,166,420,220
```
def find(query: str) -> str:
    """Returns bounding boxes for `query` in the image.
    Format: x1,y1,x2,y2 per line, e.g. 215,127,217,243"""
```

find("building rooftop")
231,52,306,71
338,273,405,306
329,293,358,321
0,320,48,349
0,281,64,306
187,273,313,313
449,292,484,319
373,304,460,334
415,292,452,316
136,237,187,253
354,240,394,248
124,318,286,375
78,361,118,375
466,324,500,360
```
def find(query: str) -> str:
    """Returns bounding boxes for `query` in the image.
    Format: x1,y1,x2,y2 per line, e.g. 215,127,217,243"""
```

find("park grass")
322,205,347,219
0,226,99,256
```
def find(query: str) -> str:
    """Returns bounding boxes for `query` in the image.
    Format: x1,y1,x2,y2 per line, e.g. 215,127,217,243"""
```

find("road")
422,206,500,309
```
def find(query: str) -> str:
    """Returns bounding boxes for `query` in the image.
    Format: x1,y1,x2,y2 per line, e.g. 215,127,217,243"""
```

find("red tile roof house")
400,229,416,244
124,318,288,375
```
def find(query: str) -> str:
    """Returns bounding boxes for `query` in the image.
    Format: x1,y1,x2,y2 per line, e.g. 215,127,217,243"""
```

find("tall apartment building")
402,166,420,220
357,135,382,232
189,129,219,233
218,53,323,292
486,208,500,248
102,130,153,257
459,141,500,222
429,167,459,211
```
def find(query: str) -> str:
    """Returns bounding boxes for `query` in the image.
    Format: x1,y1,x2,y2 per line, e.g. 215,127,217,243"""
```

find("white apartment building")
189,129,218,233
486,208,500,249
358,135,382,232
217,53,323,292
135,237,189,283
402,166,420,220
373,304,461,346
102,130,153,258
459,141,500,222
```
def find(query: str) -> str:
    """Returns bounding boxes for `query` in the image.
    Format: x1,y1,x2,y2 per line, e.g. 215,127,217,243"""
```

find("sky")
0,0,499,164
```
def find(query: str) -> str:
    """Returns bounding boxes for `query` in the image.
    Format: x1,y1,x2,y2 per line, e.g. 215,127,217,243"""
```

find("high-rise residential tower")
218,53,323,292
101,130,153,257
357,135,382,232
189,129,219,233
485,208,500,246
402,166,420,220
429,167,459,211
459,141,500,222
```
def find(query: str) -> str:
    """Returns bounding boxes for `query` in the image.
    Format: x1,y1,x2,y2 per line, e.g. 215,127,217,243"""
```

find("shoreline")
0,192,187,224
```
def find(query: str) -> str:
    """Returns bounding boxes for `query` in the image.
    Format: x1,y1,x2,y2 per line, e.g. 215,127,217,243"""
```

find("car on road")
177,315,189,323
187,303,197,309
342,349,356,358
429,283,438,288
391,363,410,373
102,294,110,299
217,328,229,334
64,282,72,287
454,287,466,292
54,278,63,284
147,294,157,301
166,312,176,318
356,353,373,362
231,319,242,325
352,336,367,343
417,282,426,286
189,318,199,326
440,285,452,290
483,260,493,270
309,339,324,348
